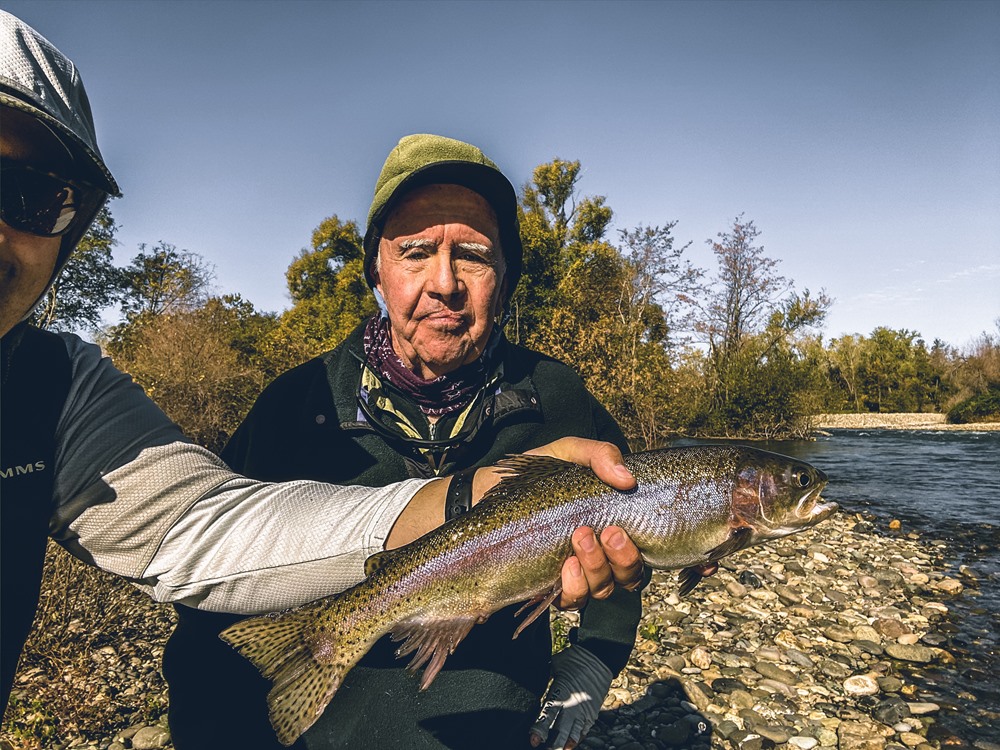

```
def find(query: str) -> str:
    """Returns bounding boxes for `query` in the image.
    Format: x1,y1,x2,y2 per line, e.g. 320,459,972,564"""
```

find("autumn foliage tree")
104,294,278,453
693,215,831,437
947,322,1000,423
104,245,279,452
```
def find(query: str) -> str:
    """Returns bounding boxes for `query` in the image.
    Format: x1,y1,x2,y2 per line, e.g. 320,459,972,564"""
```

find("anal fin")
390,616,478,690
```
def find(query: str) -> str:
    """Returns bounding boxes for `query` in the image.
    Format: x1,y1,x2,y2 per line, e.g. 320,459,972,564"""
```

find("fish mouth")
794,483,838,525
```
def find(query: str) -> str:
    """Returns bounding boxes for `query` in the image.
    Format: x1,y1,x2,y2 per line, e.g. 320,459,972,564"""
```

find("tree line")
37,159,1000,452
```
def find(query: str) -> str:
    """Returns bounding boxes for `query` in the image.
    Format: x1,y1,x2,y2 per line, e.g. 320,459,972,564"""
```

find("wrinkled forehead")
1,104,74,173
382,183,501,245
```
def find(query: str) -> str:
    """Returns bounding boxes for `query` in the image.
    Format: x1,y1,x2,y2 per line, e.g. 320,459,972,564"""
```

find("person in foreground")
0,9,643,725
164,134,646,750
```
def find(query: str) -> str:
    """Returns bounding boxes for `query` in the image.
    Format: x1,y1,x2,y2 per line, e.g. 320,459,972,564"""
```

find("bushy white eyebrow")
391,239,502,271
456,242,491,254
398,238,437,250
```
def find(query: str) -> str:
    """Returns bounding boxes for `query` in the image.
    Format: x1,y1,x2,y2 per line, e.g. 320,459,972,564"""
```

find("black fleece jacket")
163,322,642,750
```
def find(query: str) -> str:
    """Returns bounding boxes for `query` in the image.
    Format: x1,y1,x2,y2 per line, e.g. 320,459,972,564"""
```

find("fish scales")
221,445,836,745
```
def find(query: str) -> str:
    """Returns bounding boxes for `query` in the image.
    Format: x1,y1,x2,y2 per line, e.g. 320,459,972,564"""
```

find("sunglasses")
1,162,104,237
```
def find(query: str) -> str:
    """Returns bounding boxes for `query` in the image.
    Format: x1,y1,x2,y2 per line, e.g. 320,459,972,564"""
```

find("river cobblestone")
571,510,995,750
4,509,995,750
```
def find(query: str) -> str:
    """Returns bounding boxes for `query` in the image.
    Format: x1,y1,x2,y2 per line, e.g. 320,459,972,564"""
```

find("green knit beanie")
363,134,522,293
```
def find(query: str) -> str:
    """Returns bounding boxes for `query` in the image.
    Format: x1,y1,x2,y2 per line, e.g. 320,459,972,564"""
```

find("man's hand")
480,437,643,609
524,436,636,491
529,645,613,749
556,525,643,610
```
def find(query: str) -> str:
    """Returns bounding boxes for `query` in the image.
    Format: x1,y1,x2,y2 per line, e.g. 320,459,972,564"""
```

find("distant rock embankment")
812,413,1000,431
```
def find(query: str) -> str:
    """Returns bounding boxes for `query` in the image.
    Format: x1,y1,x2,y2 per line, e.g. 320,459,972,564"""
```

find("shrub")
947,385,1000,424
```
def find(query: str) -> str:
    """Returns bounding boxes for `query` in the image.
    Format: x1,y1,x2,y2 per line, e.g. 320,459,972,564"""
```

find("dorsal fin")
364,549,398,577
481,454,579,502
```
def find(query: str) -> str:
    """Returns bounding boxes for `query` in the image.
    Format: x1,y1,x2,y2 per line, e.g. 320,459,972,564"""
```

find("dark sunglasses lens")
1,168,79,236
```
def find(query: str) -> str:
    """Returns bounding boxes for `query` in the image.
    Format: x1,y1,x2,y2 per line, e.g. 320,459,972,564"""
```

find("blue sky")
7,0,999,348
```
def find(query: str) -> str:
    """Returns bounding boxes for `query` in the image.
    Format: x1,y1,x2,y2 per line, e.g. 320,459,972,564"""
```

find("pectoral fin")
677,525,754,596
707,524,753,561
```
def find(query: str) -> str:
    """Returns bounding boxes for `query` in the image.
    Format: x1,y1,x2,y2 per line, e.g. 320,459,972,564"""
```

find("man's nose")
426,253,461,297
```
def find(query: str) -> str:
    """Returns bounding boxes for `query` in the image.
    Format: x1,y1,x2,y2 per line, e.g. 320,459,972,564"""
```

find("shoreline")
811,413,1000,432
5,511,997,750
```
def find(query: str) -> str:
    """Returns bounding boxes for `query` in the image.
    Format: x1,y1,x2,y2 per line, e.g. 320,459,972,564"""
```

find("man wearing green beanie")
165,134,645,750
1,12,639,739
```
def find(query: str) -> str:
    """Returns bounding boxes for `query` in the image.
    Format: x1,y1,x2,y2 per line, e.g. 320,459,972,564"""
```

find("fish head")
732,448,837,540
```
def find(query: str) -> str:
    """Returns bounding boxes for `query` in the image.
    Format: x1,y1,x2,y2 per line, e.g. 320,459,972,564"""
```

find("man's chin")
411,341,479,377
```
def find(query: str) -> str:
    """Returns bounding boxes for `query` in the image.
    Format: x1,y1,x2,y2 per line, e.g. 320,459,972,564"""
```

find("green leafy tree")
512,160,705,446
286,216,365,302
822,330,957,414
119,241,214,320
32,205,125,332
857,327,933,412
271,216,376,361
509,159,612,344
925,339,957,411
825,333,868,412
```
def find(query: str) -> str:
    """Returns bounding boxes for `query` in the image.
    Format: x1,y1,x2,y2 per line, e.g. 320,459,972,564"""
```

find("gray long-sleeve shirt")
46,332,428,614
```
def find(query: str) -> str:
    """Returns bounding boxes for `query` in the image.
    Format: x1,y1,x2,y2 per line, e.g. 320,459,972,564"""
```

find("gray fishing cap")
363,134,522,295
1,10,119,197
1,10,121,321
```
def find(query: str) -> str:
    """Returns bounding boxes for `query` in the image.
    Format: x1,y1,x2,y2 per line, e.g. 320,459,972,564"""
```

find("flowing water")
672,429,1000,743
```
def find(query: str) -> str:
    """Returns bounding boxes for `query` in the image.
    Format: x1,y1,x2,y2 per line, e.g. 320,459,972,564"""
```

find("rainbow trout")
220,445,835,745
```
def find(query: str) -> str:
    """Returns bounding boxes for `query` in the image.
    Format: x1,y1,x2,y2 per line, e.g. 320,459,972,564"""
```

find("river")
671,429,1000,744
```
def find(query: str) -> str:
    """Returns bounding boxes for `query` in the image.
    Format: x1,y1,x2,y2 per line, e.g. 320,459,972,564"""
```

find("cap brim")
1,90,120,196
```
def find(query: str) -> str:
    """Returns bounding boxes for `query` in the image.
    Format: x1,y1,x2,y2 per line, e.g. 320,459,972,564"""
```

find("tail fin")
220,605,354,746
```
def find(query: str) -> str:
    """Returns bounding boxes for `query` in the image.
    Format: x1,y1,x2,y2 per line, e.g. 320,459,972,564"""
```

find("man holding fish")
165,134,649,750
185,136,836,750
0,9,643,736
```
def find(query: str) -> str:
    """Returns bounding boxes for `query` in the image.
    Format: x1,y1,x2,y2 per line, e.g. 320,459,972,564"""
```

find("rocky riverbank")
811,413,1000,431
4,511,997,750
573,510,998,750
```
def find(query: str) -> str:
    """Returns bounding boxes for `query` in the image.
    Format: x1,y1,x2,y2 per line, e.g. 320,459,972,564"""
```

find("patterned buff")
362,315,496,418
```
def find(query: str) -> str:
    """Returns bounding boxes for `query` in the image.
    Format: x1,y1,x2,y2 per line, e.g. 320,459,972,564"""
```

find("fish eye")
794,471,812,488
